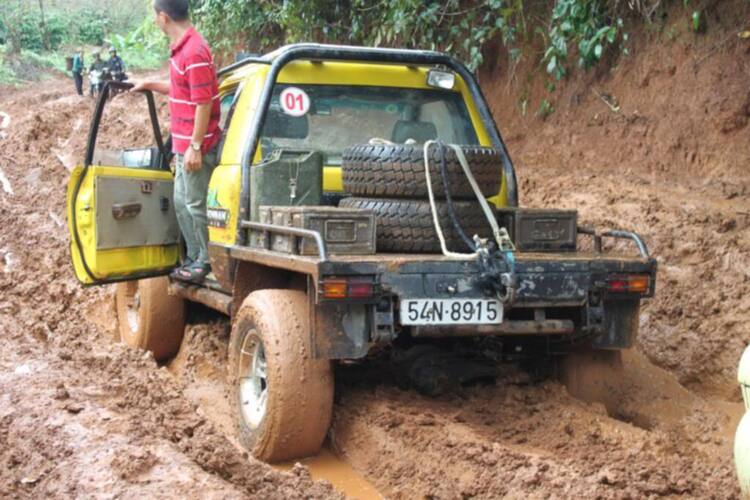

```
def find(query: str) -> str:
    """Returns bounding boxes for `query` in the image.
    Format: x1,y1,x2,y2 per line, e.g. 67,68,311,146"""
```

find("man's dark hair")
154,0,189,21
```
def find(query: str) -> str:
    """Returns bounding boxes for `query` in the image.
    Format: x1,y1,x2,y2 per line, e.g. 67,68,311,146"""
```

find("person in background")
89,52,106,72
107,47,127,81
130,0,221,284
71,49,84,96
88,52,107,96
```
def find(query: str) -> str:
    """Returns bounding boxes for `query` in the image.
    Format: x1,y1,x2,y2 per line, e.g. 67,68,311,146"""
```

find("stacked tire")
339,143,504,253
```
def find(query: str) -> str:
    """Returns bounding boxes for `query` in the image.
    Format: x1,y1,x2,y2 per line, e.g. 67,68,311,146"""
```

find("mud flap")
309,295,371,359
592,299,640,349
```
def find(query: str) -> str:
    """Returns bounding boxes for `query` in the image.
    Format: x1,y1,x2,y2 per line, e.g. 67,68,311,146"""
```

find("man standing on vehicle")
131,0,221,283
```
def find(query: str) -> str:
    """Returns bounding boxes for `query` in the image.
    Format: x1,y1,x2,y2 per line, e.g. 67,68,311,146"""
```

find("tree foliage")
194,0,527,70
0,0,149,53
544,0,626,80
193,0,629,75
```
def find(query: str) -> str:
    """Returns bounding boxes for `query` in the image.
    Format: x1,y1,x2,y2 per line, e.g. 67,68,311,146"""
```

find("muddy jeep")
67,43,656,462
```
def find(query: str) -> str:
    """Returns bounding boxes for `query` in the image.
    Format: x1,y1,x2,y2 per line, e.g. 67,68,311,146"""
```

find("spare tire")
339,197,492,253
341,143,502,199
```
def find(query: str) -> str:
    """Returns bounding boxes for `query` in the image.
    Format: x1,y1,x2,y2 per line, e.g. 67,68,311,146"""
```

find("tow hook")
498,271,516,304
474,234,517,306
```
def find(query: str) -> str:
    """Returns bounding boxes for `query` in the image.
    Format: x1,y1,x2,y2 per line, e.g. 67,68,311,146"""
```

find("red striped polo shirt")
168,27,221,154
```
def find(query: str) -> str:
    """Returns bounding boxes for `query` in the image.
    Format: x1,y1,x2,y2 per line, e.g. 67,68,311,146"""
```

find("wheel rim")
125,286,140,333
238,332,268,429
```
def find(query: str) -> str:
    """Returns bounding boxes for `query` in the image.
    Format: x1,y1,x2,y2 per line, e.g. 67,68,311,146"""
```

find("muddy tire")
228,289,333,462
341,144,502,199
560,348,623,412
115,277,186,362
339,197,492,253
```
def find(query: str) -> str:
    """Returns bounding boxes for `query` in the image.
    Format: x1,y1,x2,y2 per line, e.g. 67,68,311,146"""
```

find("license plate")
400,298,503,326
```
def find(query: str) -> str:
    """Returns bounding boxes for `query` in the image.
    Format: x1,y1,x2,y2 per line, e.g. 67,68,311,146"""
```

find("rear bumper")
374,253,656,306
309,252,655,358
412,319,575,337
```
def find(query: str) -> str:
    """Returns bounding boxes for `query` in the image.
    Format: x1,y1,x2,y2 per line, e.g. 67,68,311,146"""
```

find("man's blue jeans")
174,148,217,265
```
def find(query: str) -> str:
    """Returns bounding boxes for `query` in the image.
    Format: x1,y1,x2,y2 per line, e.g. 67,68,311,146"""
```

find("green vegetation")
537,98,555,119
105,17,168,71
0,46,17,85
0,0,166,83
544,0,627,80
0,0,706,91
194,0,525,70
193,0,633,74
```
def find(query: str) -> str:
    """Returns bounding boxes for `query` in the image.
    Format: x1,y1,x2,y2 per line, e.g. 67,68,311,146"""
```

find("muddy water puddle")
276,448,382,499
166,324,384,498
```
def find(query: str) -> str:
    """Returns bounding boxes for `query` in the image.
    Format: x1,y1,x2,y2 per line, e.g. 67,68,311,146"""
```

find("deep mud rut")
0,65,747,498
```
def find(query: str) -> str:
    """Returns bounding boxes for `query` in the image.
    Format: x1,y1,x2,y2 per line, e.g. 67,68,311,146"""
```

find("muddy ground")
1,9,749,496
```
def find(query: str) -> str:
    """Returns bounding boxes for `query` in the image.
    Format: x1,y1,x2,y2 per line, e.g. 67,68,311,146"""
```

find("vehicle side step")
168,281,232,316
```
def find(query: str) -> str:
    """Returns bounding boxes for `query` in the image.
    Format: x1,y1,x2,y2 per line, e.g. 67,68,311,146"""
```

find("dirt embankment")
481,0,750,400
1,6,748,495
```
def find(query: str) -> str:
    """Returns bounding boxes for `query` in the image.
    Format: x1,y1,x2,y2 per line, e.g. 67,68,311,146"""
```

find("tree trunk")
38,0,50,50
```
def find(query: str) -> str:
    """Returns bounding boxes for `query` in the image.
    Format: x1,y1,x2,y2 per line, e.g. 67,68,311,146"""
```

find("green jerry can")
249,149,323,221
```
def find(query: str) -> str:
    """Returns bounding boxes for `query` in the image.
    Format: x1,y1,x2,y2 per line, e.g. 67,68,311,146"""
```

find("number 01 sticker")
280,87,310,117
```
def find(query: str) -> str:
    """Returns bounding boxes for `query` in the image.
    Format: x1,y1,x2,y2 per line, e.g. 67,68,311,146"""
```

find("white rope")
448,144,507,249
368,137,417,146
368,137,395,146
423,140,508,259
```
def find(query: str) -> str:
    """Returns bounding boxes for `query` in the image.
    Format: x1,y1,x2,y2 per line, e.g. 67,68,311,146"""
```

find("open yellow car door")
67,82,179,285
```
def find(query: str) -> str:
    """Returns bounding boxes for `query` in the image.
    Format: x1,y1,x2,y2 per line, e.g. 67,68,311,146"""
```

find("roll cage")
219,43,520,246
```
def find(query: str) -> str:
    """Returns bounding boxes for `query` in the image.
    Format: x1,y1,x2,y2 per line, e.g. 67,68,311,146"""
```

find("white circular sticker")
280,87,310,117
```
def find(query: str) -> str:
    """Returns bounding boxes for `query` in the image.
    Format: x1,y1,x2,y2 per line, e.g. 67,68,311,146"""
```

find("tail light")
607,274,650,295
321,279,348,299
321,278,375,300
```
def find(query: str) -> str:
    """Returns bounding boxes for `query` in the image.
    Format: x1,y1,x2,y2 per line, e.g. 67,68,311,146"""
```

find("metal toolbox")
252,206,377,256
496,208,578,252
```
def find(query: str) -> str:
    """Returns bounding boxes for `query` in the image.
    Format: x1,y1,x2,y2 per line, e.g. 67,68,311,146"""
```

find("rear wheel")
115,277,185,361
228,289,333,462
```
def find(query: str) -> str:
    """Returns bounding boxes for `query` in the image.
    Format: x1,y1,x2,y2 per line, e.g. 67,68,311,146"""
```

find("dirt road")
1,32,747,497
0,87,337,498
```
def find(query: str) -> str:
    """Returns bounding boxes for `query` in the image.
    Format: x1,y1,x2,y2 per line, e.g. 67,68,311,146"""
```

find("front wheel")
228,289,333,462
115,277,185,361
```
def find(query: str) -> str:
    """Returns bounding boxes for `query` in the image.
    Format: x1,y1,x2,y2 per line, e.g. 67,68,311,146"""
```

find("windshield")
258,84,479,165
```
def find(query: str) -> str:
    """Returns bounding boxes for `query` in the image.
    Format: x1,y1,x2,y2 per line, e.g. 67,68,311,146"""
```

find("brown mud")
481,0,750,401
0,89,338,499
1,4,749,495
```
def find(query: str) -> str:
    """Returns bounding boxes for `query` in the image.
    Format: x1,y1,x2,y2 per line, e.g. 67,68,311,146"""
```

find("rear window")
258,84,479,165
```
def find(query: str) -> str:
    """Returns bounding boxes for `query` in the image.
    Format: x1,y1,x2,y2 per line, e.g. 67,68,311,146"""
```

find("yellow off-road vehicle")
67,44,656,462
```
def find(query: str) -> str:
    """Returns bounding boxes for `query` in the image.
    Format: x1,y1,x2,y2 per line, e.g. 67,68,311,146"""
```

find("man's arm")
131,80,170,95
184,102,212,172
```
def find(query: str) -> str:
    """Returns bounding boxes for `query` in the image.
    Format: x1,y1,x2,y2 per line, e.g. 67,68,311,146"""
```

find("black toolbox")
496,208,577,252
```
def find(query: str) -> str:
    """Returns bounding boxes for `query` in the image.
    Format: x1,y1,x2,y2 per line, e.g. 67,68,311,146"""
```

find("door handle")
112,202,142,220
